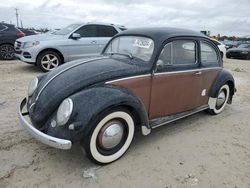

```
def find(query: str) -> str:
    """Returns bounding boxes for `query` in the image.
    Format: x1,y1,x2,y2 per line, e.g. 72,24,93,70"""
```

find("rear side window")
200,41,219,65
97,25,118,37
75,25,97,37
158,40,197,66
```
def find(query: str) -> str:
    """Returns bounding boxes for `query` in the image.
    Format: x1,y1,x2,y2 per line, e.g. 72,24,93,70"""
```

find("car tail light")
17,31,25,38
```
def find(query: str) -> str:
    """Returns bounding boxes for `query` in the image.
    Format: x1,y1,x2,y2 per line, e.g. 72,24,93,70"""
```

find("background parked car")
15,22,127,72
0,23,25,60
18,28,37,36
211,39,226,60
226,43,250,60
221,40,239,50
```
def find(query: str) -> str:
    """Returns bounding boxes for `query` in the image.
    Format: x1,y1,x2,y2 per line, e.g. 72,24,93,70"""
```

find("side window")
158,40,197,66
97,26,118,37
158,43,172,65
75,25,97,37
200,42,219,65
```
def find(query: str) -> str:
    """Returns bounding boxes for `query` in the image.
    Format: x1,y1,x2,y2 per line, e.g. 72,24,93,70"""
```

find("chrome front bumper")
18,98,72,150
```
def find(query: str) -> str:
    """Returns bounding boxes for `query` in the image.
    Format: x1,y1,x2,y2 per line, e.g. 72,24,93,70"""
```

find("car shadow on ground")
14,62,42,74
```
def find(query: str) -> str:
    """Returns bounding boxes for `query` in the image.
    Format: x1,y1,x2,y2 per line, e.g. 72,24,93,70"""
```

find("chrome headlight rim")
24,41,40,49
28,77,38,97
56,98,73,126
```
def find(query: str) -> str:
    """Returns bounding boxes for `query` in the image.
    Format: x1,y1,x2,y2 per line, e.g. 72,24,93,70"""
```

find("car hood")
228,48,250,52
29,56,151,127
17,33,64,42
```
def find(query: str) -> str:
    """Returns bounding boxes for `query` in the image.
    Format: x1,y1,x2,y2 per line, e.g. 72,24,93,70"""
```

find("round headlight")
56,98,73,126
28,77,38,97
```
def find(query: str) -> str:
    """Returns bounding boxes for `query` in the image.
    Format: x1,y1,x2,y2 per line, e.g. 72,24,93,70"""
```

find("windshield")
238,44,250,48
104,36,154,62
53,24,81,35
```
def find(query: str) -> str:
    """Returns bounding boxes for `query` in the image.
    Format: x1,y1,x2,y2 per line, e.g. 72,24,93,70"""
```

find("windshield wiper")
105,52,133,59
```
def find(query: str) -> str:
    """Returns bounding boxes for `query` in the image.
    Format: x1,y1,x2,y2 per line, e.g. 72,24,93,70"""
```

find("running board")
150,105,209,129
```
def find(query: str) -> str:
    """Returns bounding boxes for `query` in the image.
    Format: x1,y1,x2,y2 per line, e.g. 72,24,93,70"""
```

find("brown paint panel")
109,76,152,112
150,71,202,119
199,69,221,105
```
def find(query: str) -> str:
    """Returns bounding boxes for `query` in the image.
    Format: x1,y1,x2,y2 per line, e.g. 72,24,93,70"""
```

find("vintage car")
18,28,236,164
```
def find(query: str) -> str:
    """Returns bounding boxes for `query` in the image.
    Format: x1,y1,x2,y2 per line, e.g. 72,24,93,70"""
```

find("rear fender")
208,69,236,109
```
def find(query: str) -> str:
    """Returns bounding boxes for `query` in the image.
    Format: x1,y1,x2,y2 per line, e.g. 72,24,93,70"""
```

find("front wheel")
0,44,15,60
208,84,230,115
37,51,62,72
82,109,135,165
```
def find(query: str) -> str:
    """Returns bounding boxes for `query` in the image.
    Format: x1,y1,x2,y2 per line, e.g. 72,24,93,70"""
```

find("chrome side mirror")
71,33,81,40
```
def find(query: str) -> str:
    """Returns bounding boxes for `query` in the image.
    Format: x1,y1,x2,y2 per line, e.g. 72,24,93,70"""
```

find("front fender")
69,85,149,140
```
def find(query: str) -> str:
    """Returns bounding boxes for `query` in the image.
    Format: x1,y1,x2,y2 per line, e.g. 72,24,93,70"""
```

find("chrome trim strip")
35,56,108,101
151,105,209,129
154,67,222,76
105,74,151,84
18,98,72,150
106,67,222,84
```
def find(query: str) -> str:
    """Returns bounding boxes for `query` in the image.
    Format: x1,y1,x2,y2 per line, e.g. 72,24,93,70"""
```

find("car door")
67,25,99,61
96,25,118,52
149,39,204,119
198,40,222,105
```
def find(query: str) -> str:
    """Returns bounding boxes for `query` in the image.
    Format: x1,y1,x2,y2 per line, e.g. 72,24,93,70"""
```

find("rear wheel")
0,44,15,60
208,84,230,115
226,53,231,59
82,108,135,165
37,51,62,72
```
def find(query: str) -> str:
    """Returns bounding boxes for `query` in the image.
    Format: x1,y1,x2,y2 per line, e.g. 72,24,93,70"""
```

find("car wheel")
208,84,230,115
82,108,135,164
226,53,231,59
37,51,62,72
0,44,15,60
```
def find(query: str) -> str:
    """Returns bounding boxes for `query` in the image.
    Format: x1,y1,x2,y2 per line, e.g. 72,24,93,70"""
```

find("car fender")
209,69,235,104
35,44,67,63
69,85,149,139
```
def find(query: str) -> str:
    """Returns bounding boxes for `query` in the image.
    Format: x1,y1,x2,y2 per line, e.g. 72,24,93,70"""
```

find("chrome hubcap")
41,54,59,70
216,90,226,107
98,120,124,150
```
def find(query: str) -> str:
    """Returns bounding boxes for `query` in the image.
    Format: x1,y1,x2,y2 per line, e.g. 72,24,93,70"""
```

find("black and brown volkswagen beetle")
18,28,236,164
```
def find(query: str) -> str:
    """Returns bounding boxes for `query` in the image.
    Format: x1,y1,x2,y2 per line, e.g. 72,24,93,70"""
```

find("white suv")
15,22,126,72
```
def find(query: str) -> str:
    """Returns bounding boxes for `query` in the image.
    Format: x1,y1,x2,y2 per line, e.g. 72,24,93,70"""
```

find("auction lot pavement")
0,59,249,188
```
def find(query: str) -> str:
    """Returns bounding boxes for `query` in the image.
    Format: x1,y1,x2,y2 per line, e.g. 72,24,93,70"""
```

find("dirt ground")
0,59,249,188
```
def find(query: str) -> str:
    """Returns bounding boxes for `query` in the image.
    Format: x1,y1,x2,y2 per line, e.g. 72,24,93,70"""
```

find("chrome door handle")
195,71,202,75
91,40,97,44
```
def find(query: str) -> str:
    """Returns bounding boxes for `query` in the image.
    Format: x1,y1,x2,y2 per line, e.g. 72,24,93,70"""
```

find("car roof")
116,27,207,43
72,22,126,28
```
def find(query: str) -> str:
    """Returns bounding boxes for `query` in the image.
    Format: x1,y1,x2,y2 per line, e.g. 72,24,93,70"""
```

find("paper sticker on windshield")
133,39,152,48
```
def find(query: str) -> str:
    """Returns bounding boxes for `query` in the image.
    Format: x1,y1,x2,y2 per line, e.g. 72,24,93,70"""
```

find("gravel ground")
0,59,249,188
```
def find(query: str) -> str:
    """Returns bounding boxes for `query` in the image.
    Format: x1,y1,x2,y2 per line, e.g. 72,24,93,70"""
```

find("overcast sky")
1,0,250,36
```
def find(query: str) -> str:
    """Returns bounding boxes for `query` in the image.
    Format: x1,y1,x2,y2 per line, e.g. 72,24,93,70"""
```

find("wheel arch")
0,42,14,46
36,48,65,65
209,69,236,104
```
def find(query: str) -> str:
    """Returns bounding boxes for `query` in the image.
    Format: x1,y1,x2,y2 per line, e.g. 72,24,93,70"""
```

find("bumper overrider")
18,98,72,150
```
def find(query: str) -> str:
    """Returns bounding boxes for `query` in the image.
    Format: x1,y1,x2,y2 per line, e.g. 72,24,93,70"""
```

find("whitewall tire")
210,84,230,115
83,109,135,164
